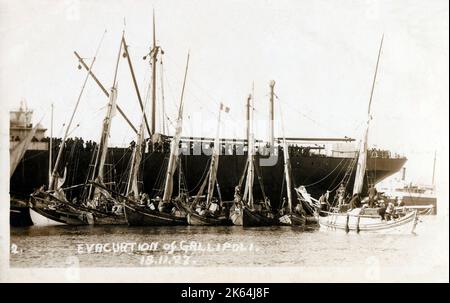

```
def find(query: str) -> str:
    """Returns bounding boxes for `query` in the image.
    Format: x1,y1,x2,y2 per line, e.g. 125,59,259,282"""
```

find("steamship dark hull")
10,147,406,226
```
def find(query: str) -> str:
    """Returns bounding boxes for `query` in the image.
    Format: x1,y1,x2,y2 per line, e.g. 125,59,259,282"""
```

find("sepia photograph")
0,0,448,284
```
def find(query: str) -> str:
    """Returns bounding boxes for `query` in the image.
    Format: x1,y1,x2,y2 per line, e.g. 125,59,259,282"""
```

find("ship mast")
244,83,255,208
162,52,190,202
246,94,251,144
269,80,275,147
278,87,293,213
151,10,158,136
352,34,384,195
50,31,106,190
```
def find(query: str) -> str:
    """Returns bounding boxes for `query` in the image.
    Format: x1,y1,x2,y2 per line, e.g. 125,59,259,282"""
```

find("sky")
1,0,448,186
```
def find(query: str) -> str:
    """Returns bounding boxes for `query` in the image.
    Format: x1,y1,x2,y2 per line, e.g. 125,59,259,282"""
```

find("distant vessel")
379,170,437,215
9,100,47,227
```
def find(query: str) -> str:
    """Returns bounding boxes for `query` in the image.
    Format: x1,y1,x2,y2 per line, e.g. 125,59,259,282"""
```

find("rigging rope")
302,157,347,188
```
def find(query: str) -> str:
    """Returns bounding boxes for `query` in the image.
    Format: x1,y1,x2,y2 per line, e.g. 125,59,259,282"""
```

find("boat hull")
10,198,33,227
10,148,407,221
318,209,418,234
277,213,306,226
242,207,276,227
30,202,90,226
124,203,187,226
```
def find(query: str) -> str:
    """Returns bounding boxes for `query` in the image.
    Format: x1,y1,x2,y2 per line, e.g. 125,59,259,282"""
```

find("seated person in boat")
384,202,396,220
140,193,150,206
158,200,176,214
377,201,387,219
208,198,220,216
368,185,378,208
146,199,156,210
196,203,206,216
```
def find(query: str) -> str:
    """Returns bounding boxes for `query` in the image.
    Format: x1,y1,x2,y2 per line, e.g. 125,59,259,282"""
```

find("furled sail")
352,121,369,195
9,123,38,177
127,109,146,196
162,111,183,202
96,87,118,183
206,103,228,205
56,166,67,190
244,94,255,208
352,34,383,195
162,53,189,203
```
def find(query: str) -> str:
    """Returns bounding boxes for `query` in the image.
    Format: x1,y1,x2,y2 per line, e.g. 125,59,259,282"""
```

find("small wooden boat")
231,90,276,227
184,103,233,226
124,202,187,226
30,191,91,225
10,197,33,227
315,36,422,235
276,130,306,227
318,208,418,234
124,51,190,227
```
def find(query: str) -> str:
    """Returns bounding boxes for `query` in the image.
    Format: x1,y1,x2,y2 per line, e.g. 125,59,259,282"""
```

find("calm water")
10,216,449,279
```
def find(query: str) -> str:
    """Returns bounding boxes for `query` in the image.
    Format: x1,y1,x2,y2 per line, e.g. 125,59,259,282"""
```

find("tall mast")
50,31,106,190
353,34,384,195
246,84,255,208
246,94,251,144
94,34,123,185
151,10,158,135
277,88,293,213
206,104,222,205
160,58,166,135
48,103,53,185
269,80,275,147
162,52,190,202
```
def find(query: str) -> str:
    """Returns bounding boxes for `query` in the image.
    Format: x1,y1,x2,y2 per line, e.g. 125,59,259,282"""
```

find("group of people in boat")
132,192,178,214
318,183,406,221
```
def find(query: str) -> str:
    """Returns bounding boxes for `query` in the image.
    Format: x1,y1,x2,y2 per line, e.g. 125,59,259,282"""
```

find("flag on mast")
220,102,230,113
